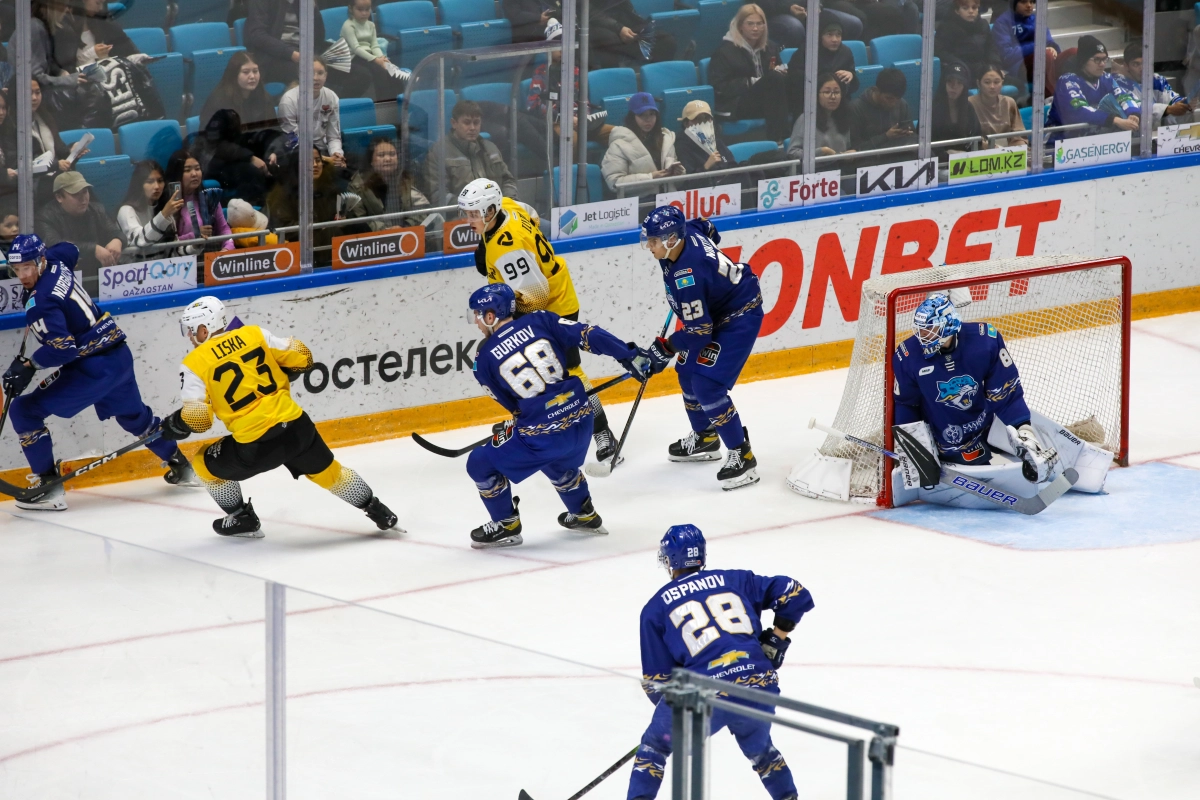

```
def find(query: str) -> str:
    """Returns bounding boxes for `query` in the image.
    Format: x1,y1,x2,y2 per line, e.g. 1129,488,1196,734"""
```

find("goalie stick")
808,419,1077,515
518,745,639,800
584,309,676,479
411,373,634,458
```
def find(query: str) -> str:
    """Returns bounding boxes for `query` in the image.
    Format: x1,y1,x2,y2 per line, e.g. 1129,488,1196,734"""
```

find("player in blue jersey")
466,283,650,548
1,235,194,510
640,206,764,490
628,524,813,800
890,293,1112,507
1047,36,1140,140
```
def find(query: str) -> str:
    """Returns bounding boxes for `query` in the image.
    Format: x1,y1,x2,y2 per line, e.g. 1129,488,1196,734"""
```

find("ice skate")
668,428,722,462
471,498,523,549
717,427,760,491
558,496,608,535
163,450,201,487
213,500,263,538
15,467,66,511
363,496,402,532
593,425,624,468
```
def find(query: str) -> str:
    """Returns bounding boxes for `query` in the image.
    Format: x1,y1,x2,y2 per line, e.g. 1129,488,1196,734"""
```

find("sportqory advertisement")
204,243,302,285
332,227,425,269
99,255,197,300
550,197,639,240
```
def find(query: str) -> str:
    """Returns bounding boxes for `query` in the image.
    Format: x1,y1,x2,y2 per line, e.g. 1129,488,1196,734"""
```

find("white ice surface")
1,314,1199,800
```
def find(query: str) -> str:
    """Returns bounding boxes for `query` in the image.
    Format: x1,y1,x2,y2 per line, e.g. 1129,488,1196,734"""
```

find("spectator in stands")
601,92,684,191
194,109,272,206
675,100,738,179
57,0,142,71
340,0,411,100
163,148,236,254
935,0,1001,91
0,93,17,199
32,1,83,123
589,0,676,69
350,138,436,231
226,198,279,248
787,72,855,160
1114,40,1193,128
200,52,280,154
847,66,917,152
991,0,1059,98
786,14,859,118
1048,36,1139,139
268,146,369,267
710,4,791,143
36,170,125,289
759,0,807,49
425,100,519,204
117,160,183,254
279,58,346,167
245,0,326,85
931,59,983,159
505,0,562,43
526,19,613,148
30,79,78,208
969,63,1027,148
0,203,18,264
825,0,916,42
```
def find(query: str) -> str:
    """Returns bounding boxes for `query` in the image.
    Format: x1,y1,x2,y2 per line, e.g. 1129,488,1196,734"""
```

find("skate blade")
15,499,68,511
220,529,265,539
565,523,609,536
669,452,723,463
471,533,523,549
720,469,761,491
168,476,204,488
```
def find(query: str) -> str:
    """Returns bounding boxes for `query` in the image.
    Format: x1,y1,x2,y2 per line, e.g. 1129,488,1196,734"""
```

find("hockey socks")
473,473,515,522
549,467,590,513
681,392,712,436
706,396,745,449
14,425,54,477
307,460,400,531
627,744,667,800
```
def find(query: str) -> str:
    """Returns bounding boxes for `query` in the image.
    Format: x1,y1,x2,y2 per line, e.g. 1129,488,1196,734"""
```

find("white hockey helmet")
180,296,228,339
458,178,503,219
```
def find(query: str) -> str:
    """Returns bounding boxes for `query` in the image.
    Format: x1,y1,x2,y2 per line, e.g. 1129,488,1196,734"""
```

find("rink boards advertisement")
0,164,1197,472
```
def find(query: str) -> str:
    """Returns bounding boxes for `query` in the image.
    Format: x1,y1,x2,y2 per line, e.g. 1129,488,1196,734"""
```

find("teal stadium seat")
549,164,605,205
377,1,437,37
640,61,698,99
396,26,454,71
118,120,184,167
728,140,778,162
844,40,868,66
869,34,922,66
590,69,638,109
697,1,740,62
340,97,379,129
125,27,167,55
75,156,133,213
650,10,700,55
438,0,503,32
60,128,117,158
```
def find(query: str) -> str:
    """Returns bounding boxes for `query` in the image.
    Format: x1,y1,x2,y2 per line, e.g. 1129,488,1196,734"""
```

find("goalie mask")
912,294,962,359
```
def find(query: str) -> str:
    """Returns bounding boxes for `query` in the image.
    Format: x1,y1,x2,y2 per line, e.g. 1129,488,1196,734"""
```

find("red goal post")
815,254,1131,507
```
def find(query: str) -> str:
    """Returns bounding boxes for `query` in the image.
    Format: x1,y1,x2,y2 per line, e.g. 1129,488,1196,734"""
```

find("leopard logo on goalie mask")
935,374,979,411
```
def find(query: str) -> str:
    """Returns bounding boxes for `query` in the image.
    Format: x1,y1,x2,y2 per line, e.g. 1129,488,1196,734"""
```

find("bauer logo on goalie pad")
697,342,721,367
951,475,1018,506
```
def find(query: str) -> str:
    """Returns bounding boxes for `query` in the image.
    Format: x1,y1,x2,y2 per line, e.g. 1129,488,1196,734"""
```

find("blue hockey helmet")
641,205,685,251
8,234,46,267
658,524,706,574
912,294,962,358
469,283,516,328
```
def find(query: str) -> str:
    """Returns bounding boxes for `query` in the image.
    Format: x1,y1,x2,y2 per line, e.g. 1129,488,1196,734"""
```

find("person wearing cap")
601,93,684,191
1112,40,1193,128
504,0,562,43
34,170,124,291
934,0,1002,93
785,13,860,118
931,58,983,161
709,4,791,143
675,99,739,178
526,19,614,149
847,66,917,153
991,0,1059,98
1048,36,1140,140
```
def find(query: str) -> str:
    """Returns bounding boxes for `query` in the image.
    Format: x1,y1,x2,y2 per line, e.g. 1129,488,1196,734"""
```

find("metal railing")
657,669,899,800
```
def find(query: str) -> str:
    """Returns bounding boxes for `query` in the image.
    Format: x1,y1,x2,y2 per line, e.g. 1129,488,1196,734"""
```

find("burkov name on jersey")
659,572,728,604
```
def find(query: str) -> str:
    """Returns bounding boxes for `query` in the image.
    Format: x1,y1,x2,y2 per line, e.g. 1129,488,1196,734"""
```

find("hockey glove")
2,356,35,397
758,629,790,669
160,409,194,441
646,337,675,375
1006,423,1059,483
621,346,654,383
697,217,720,244
492,418,515,445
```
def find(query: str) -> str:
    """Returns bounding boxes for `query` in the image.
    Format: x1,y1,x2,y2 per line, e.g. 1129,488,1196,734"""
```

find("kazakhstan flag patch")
675,276,696,289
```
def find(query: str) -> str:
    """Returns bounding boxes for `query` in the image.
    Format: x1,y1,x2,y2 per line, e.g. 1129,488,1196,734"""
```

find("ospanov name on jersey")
660,573,727,605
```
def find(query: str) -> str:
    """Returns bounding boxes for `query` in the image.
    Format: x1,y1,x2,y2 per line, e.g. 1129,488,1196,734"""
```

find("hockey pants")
9,342,178,476
627,689,797,800
465,417,592,521
675,310,762,450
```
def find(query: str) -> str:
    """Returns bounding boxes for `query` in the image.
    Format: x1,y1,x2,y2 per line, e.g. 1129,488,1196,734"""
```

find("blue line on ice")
869,462,1200,550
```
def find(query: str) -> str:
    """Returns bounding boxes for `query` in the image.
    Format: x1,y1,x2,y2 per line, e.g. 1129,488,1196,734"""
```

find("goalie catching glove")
1006,423,1059,483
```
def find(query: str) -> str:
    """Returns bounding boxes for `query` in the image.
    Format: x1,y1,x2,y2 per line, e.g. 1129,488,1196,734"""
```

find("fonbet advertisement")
656,183,742,218
757,171,841,211
551,197,639,240
98,255,197,300
1053,130,1131,170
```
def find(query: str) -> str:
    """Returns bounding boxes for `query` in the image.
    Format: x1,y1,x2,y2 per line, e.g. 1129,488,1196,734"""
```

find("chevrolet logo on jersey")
545,390,576,409
708,650,750,670
935,374,979,411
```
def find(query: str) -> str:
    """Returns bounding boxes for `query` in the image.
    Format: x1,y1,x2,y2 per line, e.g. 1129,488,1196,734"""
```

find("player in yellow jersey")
158,297,399,538
460,178,621,465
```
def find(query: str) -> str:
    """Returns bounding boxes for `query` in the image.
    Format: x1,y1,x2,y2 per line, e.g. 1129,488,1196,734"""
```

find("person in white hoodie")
601,92,685,192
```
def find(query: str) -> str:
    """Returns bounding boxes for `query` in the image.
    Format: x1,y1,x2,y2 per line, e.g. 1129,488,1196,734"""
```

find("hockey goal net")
813,254,1131,506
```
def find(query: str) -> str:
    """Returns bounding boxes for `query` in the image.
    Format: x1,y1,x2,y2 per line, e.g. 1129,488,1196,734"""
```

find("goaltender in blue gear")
465,283,653,548
640,205,764,490
1,234,195,511
628,524,814,800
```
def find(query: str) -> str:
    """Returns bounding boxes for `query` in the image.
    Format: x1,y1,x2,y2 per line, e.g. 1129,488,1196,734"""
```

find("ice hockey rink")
1,311,1198,800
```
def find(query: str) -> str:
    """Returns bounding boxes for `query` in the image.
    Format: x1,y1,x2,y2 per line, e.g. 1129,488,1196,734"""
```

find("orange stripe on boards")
9,282,1200,491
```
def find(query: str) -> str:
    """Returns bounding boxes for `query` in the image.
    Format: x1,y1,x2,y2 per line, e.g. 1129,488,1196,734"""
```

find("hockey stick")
0,328,30,440
808,419,1077,515
518,745,639,800
411,373,635,458
584,309,676,478
0,429,164,502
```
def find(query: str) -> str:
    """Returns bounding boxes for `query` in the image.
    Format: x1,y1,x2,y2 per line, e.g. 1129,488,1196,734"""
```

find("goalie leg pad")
894,421,941,490
903,459,1037,509
787,451,853,502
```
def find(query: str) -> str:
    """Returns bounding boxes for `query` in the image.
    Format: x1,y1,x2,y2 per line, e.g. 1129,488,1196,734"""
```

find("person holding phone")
163,148,235,255
847,66,918,153
601,93,685,192
117,160,185,255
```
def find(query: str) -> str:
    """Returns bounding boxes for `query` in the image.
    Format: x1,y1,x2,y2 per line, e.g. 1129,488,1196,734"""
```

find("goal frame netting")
822,255,1132,508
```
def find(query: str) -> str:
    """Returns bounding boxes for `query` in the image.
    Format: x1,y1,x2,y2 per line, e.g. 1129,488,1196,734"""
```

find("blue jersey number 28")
668,592,754,657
